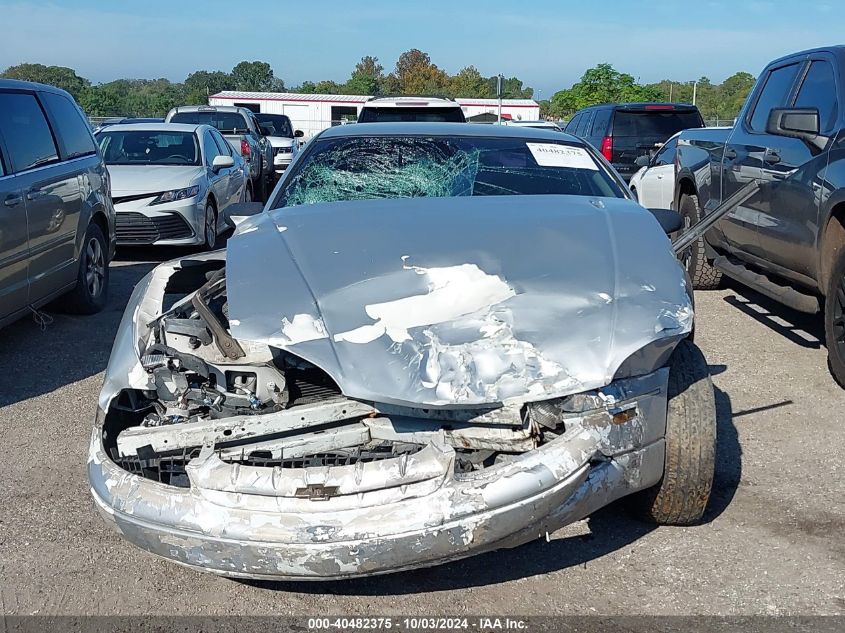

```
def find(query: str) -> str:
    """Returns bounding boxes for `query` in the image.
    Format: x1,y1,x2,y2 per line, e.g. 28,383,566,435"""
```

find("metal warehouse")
208,91,540,138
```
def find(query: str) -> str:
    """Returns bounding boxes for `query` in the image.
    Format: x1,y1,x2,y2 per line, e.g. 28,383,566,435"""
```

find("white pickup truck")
166,105,274,200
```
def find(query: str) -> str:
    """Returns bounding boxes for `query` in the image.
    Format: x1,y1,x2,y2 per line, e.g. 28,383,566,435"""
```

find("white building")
208,91,540,139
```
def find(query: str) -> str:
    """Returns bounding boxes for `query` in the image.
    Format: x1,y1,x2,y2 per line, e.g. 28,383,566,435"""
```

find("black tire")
59,222,109,314
629,339,716,525
824,246,845,387
255,171,266,202
679,193,723,289
630,186,638,202
203,201,218,250
244,182,253,203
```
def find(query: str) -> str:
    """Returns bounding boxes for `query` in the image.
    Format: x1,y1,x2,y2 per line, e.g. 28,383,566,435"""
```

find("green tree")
344,56,384,95
314,80,343,94
184,70,234,104
450,66,492,98
394,49,449,95
1,63,90,100
549,63,662,117
231,61,283,92
292,81,317,94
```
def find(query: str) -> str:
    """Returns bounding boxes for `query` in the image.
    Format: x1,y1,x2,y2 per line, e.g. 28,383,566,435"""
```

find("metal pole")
692,81,697,106
497,75,503,124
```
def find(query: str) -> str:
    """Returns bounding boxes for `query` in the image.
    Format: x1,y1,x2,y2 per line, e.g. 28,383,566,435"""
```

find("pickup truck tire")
628,339,716,525
679,193,723,290
824,247,845,387
59,222,109,314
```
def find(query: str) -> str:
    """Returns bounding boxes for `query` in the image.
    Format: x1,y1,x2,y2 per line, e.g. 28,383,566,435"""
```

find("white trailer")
208,91,540,139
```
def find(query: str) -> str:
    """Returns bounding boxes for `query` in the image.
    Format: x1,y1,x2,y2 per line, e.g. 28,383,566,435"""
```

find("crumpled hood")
108,165,204,196
226,195,692,407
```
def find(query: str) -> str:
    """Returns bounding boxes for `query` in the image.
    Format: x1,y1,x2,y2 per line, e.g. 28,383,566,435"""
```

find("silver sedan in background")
96,123,247,248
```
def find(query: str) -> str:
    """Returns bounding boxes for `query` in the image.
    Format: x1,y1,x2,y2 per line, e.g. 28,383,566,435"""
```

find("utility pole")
497,74,503,124
669,82,673,101
692,80,698,106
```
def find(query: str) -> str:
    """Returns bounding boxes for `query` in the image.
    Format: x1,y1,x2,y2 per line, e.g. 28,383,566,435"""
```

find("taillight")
241,140,251,157
600,136,613,162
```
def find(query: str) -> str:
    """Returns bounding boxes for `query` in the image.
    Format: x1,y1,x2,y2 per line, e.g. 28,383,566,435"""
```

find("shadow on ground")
721,278,824,349
0,240,223,407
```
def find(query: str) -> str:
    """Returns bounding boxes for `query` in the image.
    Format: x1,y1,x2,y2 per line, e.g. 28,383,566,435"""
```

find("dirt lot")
1,251,843,616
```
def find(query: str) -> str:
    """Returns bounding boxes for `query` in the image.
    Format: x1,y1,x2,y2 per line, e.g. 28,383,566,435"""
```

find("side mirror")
294,129,304,138
212,155,235,171
634,155,650,168
223,201,264,229
766,108,826,150
648,208,683,235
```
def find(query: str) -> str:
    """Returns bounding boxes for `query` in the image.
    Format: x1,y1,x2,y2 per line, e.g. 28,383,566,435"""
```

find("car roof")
317,122,582,143
362,96,461,108
768,45,845,66
0,78,73,97
97,123,205,133
170,105,248,114
578,102,701,112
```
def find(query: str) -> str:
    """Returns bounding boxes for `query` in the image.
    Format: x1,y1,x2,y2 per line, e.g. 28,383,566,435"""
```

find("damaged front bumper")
88,369,668,580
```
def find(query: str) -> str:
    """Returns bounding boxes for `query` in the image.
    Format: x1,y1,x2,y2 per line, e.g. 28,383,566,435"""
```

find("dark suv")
0,79,116,328
565,103,704,181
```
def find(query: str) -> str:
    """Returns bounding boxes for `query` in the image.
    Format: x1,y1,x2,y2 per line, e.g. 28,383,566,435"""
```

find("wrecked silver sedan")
89,123,716,580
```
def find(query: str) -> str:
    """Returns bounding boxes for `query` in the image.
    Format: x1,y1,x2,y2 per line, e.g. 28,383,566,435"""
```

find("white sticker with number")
526,143,599,170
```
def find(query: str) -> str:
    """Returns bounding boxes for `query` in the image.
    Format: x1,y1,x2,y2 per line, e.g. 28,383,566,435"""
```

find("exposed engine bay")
102,257,644,490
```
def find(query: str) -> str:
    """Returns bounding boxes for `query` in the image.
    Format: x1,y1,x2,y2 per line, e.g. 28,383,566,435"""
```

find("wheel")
59,222,109,314
824,246,845,387
203,201,218,250
630,186,638,202
628,339,716,525
255,172,266,202
678,193,723,289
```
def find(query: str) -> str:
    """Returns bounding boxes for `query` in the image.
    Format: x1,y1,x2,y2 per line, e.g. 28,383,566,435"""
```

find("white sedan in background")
628,132,680,209
96,123,247,249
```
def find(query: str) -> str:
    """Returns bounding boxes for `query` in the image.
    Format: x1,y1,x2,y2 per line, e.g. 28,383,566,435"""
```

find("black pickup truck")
675,46,845,385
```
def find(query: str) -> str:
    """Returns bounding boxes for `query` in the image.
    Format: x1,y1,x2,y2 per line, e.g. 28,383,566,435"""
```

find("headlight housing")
150,185,199,206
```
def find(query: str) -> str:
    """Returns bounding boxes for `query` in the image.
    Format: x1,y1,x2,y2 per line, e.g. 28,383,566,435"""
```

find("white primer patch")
526,143,598,170
334,261,516,345
598,292,613,304
279,313,329,344
277,226,288,233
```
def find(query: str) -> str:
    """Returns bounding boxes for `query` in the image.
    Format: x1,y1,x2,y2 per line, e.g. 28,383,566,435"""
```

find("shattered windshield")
274,136,623,208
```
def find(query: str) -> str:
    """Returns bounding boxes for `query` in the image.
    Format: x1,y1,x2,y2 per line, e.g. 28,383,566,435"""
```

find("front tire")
824,246,845,387
679,193,723,290
59,222,109,314
203,201,218,250
629,339,716,525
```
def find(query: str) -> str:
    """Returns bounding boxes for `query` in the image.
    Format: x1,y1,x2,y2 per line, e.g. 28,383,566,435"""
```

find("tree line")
0,50,533,118
1,53,757,121
545,63,757,122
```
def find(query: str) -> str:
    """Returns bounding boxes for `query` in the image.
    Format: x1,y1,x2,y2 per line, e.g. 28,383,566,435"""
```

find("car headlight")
150,185,200,205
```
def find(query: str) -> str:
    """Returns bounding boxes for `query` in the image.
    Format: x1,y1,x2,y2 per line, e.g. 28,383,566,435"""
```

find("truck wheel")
255,172,266,202
824,247,845,387
679,193,723,290
59,222,109,314
629,339,716,525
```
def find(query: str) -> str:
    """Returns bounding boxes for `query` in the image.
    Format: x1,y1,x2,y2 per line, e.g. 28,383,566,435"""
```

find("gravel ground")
1,252,843,617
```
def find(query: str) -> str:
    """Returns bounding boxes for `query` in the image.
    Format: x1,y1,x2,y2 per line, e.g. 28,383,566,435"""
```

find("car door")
202,129,229,211
754,57,838,281
0,138,30,322
637,137,678,208
0,89,82,304
211,128,244,206
720,61,802,259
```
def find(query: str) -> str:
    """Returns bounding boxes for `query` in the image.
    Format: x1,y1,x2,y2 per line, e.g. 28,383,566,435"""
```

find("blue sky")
0,0,841,97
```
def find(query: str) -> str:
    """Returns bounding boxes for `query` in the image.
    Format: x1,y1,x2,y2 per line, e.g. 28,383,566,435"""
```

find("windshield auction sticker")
526,143,598,170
